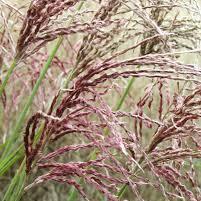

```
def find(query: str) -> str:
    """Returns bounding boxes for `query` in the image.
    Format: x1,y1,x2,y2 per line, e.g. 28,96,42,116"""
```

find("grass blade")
0,144,23,176
115,77,135,110
0,122,44,176
2,160,26,201
0,57,19,98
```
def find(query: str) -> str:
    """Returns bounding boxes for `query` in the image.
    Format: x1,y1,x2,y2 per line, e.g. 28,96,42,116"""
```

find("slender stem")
115,77,135,111
0,144,23,176
2,159,26,201
111,68,141,200
117,155,145,199
117,183,127,199
0,57,18,97
0,122,44,176
103,76,136,137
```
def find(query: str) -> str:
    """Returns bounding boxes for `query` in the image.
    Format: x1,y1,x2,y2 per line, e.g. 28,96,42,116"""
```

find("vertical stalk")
0,57,19,97
2,159,26,201
115,77,135,111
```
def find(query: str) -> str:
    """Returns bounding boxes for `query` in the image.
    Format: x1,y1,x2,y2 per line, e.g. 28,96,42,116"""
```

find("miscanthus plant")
1,0,201,200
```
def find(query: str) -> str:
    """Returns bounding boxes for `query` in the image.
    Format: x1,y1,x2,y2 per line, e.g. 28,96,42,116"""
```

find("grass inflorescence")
1,0,201,201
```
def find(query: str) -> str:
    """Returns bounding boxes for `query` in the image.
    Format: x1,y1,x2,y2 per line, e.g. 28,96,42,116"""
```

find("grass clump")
1,0,201,201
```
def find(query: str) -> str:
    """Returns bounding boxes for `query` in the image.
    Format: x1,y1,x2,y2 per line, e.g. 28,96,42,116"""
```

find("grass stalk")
2,159,26,201
0,57,19,98
0,122,44,176
0,144,23,176
116,184,127,199
115,77,136,111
